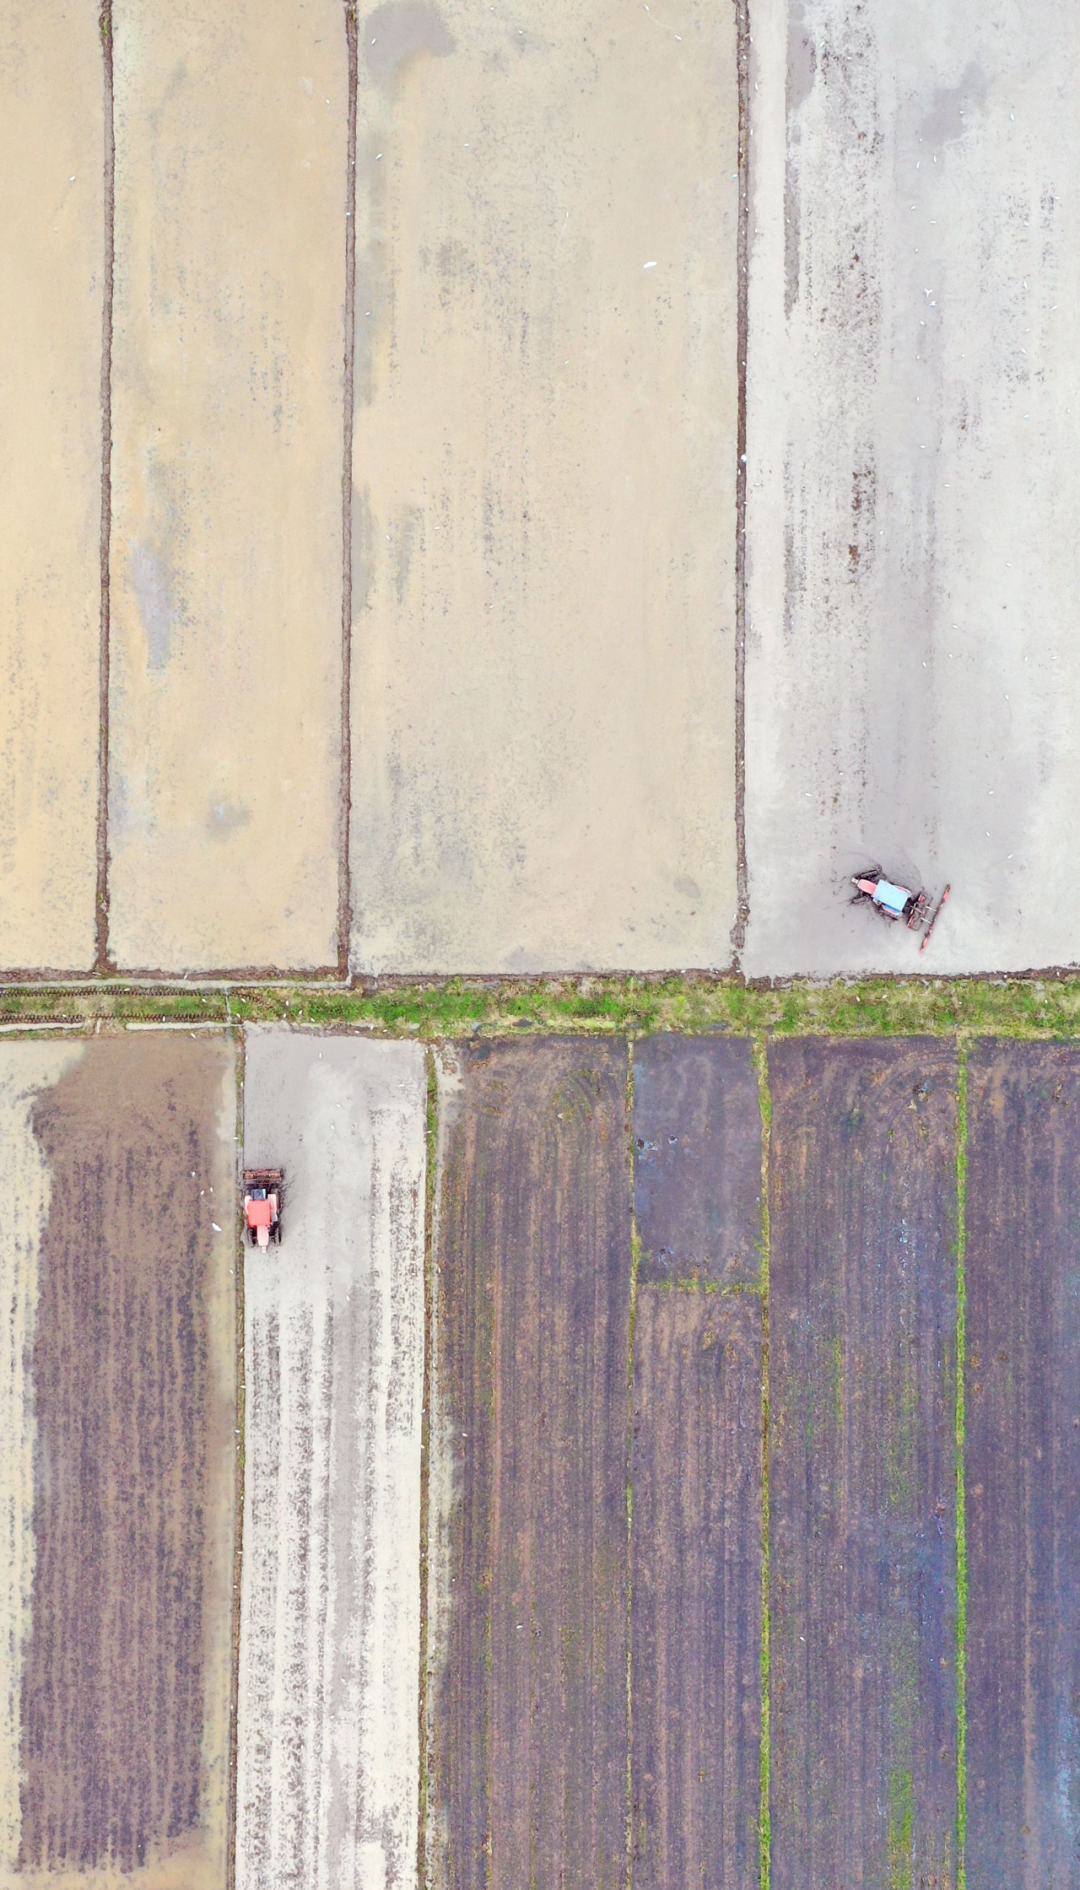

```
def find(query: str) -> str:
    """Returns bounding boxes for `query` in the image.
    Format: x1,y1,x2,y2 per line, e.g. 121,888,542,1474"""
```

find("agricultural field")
767,1040,958,1888
107,0,346,973
0,1019,1076,1886
3,0,1080,1879
964,1043,1080,1884
0,1034,236,1890
349,0,738,973
235,1030,426,1890
745,0,1080,977
0,0,736,979
630,1038,763,1890
428,1039,632,1890
0,0,102,971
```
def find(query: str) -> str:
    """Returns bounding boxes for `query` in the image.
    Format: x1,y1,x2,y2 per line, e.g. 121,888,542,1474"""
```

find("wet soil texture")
965,1043,1080,1884
768,1039,958,1890
235,1032,426,1890
430,1039,630,1890
745,1,1080,978
9,1035,237,1890
630,1290,762,1889
632,1035,761,1287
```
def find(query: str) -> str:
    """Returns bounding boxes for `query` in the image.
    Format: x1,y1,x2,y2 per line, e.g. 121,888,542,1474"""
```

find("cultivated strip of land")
7,1035,236,1890
964,1042,1080,1885
0,1,102,972
0,1044,86,1877
107,0,345,972
429,1039,631,1889
350,0,738,975
629,1034,764,1886
632,1034,762,1286
745,0,1080,977
235,1032,426,1890
767,1038,958,1888
630,1291,762,1889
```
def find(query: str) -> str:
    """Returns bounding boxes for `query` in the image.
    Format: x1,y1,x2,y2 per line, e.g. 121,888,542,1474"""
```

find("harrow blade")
919,884,951,953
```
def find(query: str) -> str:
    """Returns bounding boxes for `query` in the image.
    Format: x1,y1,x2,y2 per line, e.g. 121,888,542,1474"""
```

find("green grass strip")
753,1034,772,1889
6,970,1080,1039
955,1042,969,1887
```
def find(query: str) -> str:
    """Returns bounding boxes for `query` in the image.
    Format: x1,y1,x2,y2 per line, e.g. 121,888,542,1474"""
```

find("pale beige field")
349,0,739,973
107,0,347,972
0,3,102,971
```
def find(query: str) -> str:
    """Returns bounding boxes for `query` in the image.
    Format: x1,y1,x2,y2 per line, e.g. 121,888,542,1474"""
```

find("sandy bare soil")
107,0,345,972
0,4,102,971
236,1031,426,1890
745,0,1080,976
0,1035,236,1890
349,0,738,973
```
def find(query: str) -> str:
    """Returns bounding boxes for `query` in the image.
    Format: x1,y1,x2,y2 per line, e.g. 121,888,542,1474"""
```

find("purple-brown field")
430,1038,631,1890
5,1035,237,1890
632,1035,761,1288
630,1289,761,1890
768,1039,958,1890
965,1042,1080,1886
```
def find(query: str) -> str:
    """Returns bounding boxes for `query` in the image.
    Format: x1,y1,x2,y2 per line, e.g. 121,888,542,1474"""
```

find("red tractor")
243,1168,283,1248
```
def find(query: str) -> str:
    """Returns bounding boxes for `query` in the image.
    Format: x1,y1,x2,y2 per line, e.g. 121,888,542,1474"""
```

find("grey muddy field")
236,1032,426,1890
745,0,1080,977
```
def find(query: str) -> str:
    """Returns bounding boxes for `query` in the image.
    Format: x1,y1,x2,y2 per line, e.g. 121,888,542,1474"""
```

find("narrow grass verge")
753,1034,772,1889
955,1044,969,1888
6,971,1080,1039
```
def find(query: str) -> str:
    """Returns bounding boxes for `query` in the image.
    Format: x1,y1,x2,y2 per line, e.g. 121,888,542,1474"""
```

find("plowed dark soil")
630,1288,761,1889
632,1035,761,1286
21,1036,235,1883
432,1038,631,1890
768,1039,958,1890
965,1042,1080,1885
